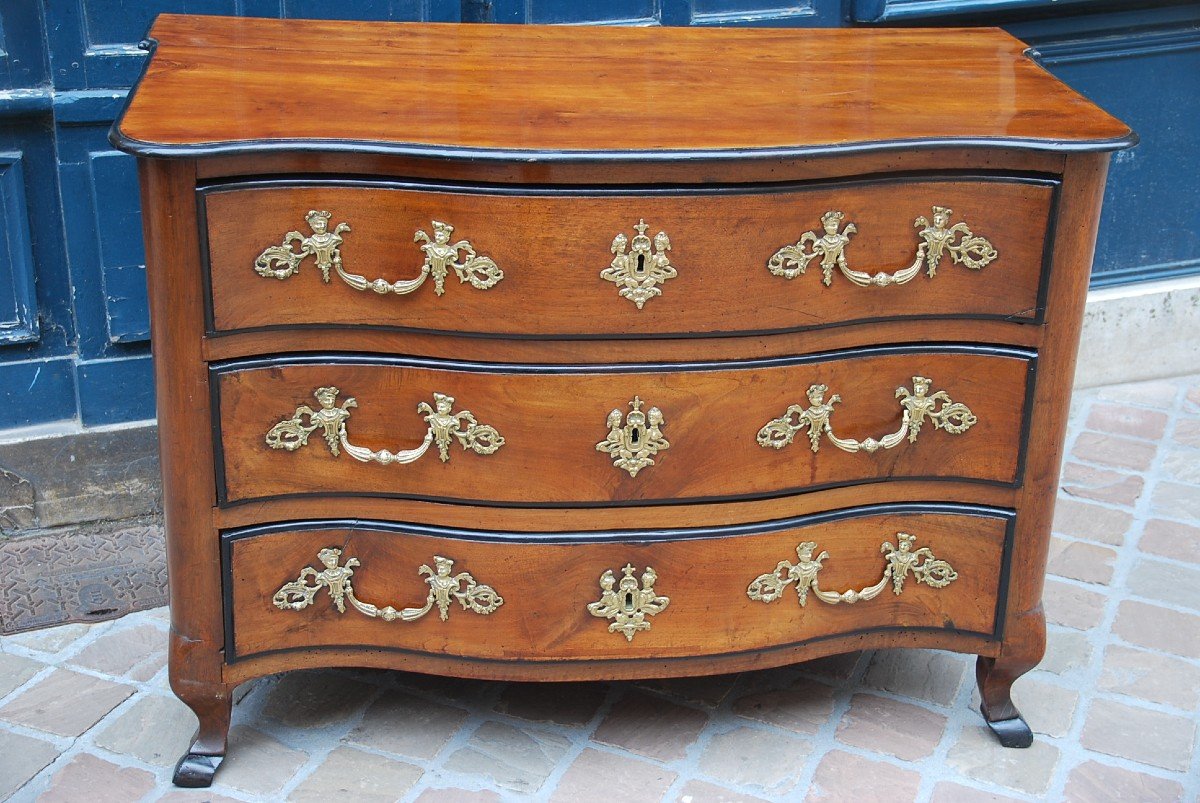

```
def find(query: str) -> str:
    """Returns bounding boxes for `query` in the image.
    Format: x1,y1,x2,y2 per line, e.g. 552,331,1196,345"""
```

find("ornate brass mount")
768,206,998,287
587,563,670,641
273,548,503,622
748,533,958,607
596,396,670,477
600,219,677,309
757,376,976,455
265,387,504,465
254,213,504,297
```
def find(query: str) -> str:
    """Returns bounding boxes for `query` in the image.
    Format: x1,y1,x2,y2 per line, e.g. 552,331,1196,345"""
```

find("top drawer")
201,175,1057,338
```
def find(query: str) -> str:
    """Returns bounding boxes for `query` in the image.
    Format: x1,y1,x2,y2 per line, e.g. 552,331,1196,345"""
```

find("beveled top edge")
111,14,1136,161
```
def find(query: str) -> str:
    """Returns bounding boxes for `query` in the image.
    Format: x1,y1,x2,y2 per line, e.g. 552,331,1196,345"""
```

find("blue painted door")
0,1,1195,430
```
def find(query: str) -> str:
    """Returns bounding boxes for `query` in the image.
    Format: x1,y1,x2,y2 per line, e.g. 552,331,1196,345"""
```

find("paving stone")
1174,418,1200,448
1011,676,1078,737
412,789,502,803
1095,379,1180,410
929,782,1024,802
1113,599,1200,659
1085,404,1169,440
1097,644,1200,709
35,753,155,803
398,672,494,706
834,693,947,760
806,749,920,802
1140,518,1200,564
6,623,92,655
216,726,309,796
495,681,607,724
1127,558,1200,610
637,674,741,707
0,730,61,800
1151,481,1200,521
1063,759,1185,803
698,727,811,795
443,721,571,794
94,693,198,766
157,792,245,803
1051,498,1131,546
262,670,377,729
67,623,165,678
1162,448,1200,484
0,668,132,737
288,745,422,802
592,690,709,762
549,747,676,803
1061,463,1144,507
0,651,44,698
347,689,468,759
1186,384,1200,410
1071,431,1157,471
946,725,1060,796
1079,698,1196,771
676,780,772,803
731,678,836,734
1040,628,1093,676
1044,579,1108,630
1047,537,1117,585
157,787,246,796
862,650,966,706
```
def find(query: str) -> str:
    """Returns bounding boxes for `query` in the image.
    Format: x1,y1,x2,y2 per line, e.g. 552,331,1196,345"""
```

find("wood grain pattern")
206,178,1053,337
116,16,1132,157
227,510,1007,662
215,349,1032,507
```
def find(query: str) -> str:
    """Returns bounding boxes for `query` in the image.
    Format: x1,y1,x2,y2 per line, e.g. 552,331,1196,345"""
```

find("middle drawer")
214,346,1033,507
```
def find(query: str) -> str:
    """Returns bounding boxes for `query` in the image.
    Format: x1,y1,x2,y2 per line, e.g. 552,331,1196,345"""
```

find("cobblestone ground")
2,375,1198,802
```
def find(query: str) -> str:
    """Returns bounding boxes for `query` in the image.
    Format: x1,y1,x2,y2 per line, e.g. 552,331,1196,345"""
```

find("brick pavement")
2,374,1198,802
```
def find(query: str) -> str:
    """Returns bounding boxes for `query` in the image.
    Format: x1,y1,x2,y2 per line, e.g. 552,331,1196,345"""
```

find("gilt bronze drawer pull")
596,396,670,477
757,375,976,454
254,213,504,297
748,533,958,607
274,549,503,622
587,563,670,641
601,219,677,308
265,387,504,465
768,206,997,287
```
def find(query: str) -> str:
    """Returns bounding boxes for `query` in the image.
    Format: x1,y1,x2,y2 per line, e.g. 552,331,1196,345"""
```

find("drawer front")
202,176,1055,338
224,506,1012,662
214,346,1034,507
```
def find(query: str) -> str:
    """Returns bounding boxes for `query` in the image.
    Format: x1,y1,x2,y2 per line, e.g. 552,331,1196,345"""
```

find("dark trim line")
208,343,1038,508
992,513,1018,640
196,172,1058,335
220,501,1016,662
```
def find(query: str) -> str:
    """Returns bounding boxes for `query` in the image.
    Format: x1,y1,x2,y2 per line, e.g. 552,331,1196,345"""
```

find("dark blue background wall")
0,1,1196,430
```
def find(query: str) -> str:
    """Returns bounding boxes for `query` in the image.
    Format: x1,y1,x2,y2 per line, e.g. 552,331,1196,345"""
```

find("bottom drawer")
223,504,1013,663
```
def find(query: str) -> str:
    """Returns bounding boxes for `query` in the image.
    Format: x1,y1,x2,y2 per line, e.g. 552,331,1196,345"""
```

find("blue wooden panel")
89,151,149,343
76,355,155,425
690,0,819,26
527,0,657,24
1011,6,1200,286
0,4,48,90
0,153,38,345
851,0,1097,22
0,358,76,428
283,1,428,21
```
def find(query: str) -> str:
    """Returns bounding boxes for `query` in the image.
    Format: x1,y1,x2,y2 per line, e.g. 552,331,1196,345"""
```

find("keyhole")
630,429,640,445
623,591,636,612
635,253,646,276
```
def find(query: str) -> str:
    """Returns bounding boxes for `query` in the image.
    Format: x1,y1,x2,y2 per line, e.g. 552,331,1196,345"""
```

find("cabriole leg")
976,607,1045,748
172,681,233,787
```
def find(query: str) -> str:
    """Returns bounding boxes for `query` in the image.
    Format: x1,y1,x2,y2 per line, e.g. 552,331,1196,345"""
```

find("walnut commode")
112,14,1134,787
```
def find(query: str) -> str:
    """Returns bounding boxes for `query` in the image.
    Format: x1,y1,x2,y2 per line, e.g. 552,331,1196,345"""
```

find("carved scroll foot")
976,607,1044,749
170,682,232,787
174,753,223,788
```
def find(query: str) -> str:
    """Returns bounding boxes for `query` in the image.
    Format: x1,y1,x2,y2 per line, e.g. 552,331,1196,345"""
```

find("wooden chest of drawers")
112,14,1133,787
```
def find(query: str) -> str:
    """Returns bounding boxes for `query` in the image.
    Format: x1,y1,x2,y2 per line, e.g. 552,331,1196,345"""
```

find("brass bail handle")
254,213,504,298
